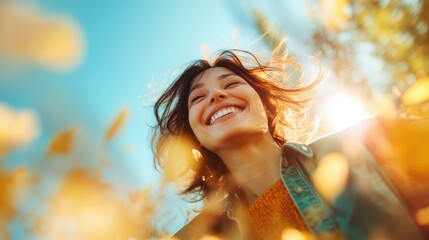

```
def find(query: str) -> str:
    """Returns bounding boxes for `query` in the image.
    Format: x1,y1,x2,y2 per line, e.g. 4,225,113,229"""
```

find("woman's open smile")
207,105,243,125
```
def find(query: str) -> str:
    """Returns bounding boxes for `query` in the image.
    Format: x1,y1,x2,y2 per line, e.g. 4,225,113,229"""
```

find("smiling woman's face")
187,67,269,153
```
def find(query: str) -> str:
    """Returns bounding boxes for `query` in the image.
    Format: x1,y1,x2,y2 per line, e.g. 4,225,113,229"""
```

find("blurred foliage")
249,0,429,119
349,0,429,85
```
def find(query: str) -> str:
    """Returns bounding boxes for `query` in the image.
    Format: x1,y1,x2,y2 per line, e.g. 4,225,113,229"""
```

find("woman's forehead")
190,67,236,89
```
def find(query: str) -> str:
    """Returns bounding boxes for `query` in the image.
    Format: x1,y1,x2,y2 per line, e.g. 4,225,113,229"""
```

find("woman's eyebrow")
218,73,237,80
189,73,237,95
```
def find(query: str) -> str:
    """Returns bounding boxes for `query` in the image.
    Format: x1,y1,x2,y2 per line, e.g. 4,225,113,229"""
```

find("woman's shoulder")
282,118,378,161
281,117,409,173
310,115,429,145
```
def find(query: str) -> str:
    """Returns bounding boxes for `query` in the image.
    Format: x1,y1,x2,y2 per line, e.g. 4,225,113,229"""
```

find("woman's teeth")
209,106,241,125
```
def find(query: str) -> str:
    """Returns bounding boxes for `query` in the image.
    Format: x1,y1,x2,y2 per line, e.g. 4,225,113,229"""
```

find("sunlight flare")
321,93,370,131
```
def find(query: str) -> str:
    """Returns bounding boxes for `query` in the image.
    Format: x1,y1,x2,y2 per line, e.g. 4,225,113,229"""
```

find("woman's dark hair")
151,49,320,202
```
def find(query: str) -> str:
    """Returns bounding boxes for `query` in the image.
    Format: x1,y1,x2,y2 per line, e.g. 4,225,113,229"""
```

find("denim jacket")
281,131,425,239
174,121,427,240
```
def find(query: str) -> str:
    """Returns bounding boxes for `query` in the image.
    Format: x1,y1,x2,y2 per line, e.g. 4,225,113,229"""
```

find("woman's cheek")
188,107,203,132
188,109,196,129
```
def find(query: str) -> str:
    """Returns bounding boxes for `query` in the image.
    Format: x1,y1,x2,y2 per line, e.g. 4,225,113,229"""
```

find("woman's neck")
216,133,282,202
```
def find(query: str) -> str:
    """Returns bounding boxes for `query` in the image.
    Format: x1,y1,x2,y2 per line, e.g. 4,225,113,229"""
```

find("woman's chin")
206,126,269,151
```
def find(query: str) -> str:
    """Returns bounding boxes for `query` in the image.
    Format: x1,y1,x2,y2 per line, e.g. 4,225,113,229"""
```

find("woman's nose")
209,89,227,104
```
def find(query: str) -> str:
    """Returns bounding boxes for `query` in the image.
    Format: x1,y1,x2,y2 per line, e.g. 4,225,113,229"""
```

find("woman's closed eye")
190,95,205,104
224,81,241,89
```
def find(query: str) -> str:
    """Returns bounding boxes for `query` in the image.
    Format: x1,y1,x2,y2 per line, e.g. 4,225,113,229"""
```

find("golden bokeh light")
312,152,349,203
415,206,429,226
375,94,396,117
281,228,312,240
199,234,221,240
34,16,84,70
402,77,429,106
0,2,85,71
0,103,39,157
161,136,200,186
319,0,350,31
36,168,159,240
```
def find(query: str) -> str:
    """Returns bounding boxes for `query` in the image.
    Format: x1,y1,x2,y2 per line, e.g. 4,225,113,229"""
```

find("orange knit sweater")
248,179,309,240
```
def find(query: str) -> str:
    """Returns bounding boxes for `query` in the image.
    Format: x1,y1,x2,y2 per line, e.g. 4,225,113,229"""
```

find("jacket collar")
282,138,356,232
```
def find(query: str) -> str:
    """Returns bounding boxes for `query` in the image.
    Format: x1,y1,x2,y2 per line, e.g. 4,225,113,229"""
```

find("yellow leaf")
47,129,75,155
104,108,128,142
402,77,429,106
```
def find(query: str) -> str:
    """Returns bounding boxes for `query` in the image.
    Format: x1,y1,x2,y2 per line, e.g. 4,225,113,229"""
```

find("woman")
152,49,428,239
